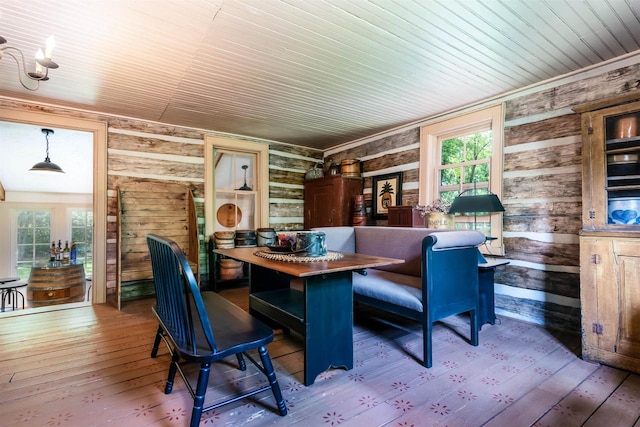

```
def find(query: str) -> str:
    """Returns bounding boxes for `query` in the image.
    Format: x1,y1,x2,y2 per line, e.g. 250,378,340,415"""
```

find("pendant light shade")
30,128,65,174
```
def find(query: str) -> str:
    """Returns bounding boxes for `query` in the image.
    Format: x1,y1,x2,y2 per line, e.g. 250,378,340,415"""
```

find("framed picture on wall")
372,172,403,219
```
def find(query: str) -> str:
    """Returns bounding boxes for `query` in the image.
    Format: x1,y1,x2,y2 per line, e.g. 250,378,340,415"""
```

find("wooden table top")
214,247,404,278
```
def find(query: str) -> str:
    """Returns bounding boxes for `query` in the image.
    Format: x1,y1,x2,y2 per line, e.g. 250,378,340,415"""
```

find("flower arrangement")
415,199,451,217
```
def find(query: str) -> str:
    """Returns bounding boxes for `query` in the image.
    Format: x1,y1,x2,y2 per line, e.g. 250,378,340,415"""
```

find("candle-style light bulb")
45,35,55,59
35,48,44,75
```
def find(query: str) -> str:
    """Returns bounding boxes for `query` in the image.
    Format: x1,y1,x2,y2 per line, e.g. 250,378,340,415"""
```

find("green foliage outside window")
439,130,492,204
16,210,51,279
439,130,493,234
71,210,94,274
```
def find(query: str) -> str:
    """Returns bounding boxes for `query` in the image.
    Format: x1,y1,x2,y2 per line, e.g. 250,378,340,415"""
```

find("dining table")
213,246,403,386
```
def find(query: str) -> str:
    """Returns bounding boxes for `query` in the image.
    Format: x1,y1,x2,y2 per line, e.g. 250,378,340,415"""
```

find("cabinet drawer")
30,288,71,301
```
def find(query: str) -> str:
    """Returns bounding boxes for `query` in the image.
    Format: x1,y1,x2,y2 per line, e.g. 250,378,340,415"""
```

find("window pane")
17,211,33,228
441,137,464,165
439,190,458,206
440,166,460,186
72,211,86,226
17,228,33,244
35,228,51,244
16,245,32,262
466,131,492,161
70,209,93,273
35,244,50,259
71,228,84,242
235,154,255,190
35,211,50,227
464,163,489,184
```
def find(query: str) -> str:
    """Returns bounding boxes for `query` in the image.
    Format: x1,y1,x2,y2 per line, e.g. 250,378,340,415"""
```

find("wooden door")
305,179,335,228
581,235,640,373
613,240,640,360
580,237,618,356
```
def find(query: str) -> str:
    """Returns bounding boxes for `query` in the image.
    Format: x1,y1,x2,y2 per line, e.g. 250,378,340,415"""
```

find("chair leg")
258,346,287,416
190,362,211,427
165,352,180,394
150,325,163,358
236,353,246,371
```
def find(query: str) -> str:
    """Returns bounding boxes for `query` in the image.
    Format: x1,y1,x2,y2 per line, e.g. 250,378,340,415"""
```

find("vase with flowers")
415,199,455,229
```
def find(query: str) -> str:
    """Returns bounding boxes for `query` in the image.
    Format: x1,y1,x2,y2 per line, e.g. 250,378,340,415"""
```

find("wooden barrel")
340,159,361,177
27,263,86,307
352,194,367,225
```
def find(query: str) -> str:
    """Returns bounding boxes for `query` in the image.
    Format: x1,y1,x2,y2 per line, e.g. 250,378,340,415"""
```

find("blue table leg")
303,271,353,385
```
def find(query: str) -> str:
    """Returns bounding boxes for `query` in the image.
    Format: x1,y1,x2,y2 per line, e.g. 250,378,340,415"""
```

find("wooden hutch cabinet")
304,176,363,228
574,93,640,374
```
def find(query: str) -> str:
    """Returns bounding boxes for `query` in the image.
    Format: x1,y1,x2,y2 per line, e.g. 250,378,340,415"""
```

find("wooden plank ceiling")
1,0,640,149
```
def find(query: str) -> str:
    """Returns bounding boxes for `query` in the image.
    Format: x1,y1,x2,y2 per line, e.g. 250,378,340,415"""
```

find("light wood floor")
1,286,639,427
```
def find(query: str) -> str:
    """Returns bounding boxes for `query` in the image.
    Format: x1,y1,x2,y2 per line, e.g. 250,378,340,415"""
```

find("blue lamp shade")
449,191,505,214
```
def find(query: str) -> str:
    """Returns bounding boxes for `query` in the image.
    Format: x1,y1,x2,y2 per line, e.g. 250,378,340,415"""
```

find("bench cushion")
353,269,423,312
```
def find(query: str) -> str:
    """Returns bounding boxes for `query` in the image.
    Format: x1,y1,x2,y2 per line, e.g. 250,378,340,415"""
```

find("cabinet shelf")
606,135,640,145
606,185,640,193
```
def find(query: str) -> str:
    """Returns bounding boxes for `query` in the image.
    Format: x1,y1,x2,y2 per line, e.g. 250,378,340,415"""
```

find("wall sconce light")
30,129,65,174
0,35,59,91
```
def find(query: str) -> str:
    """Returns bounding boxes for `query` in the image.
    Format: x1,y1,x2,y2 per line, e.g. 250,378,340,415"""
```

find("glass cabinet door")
604,112,640,226
214,150,257,231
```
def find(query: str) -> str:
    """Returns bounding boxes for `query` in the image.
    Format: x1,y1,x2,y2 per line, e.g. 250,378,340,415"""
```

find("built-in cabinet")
575,94,640,374
303,176,363,228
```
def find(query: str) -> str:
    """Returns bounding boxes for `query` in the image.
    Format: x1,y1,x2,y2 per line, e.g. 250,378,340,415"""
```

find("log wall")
0,99,321,306
325,63,640,334
4,60,640,329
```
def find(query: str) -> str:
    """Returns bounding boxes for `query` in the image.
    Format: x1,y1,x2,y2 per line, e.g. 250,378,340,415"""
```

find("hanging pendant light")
237,164,252,190
29,128,65,173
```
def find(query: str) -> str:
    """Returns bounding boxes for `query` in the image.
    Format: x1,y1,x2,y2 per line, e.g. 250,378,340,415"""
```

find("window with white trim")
70,208,93,275
16,209,52,279
419,105,504,254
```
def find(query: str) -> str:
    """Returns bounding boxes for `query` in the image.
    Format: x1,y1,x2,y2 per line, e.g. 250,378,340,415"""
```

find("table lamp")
448,189,505,230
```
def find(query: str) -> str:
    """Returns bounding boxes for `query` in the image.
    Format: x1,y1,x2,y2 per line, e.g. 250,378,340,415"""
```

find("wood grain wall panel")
495,294,581,332
270,202,303,218
108,154,204,178
504,238,579,266
502,110,582,330
504,142,582,172
504,114,582,146
362,148,420,174
504,216,582,235
401,190,419,208
105,118,206,139
328,128,419,164
505,200,582,216
269,153,317,171
108,133,204,157
504,173,582,199
505,63,640,122
495,267,579,299
269,169,306,185
269,186,304,200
